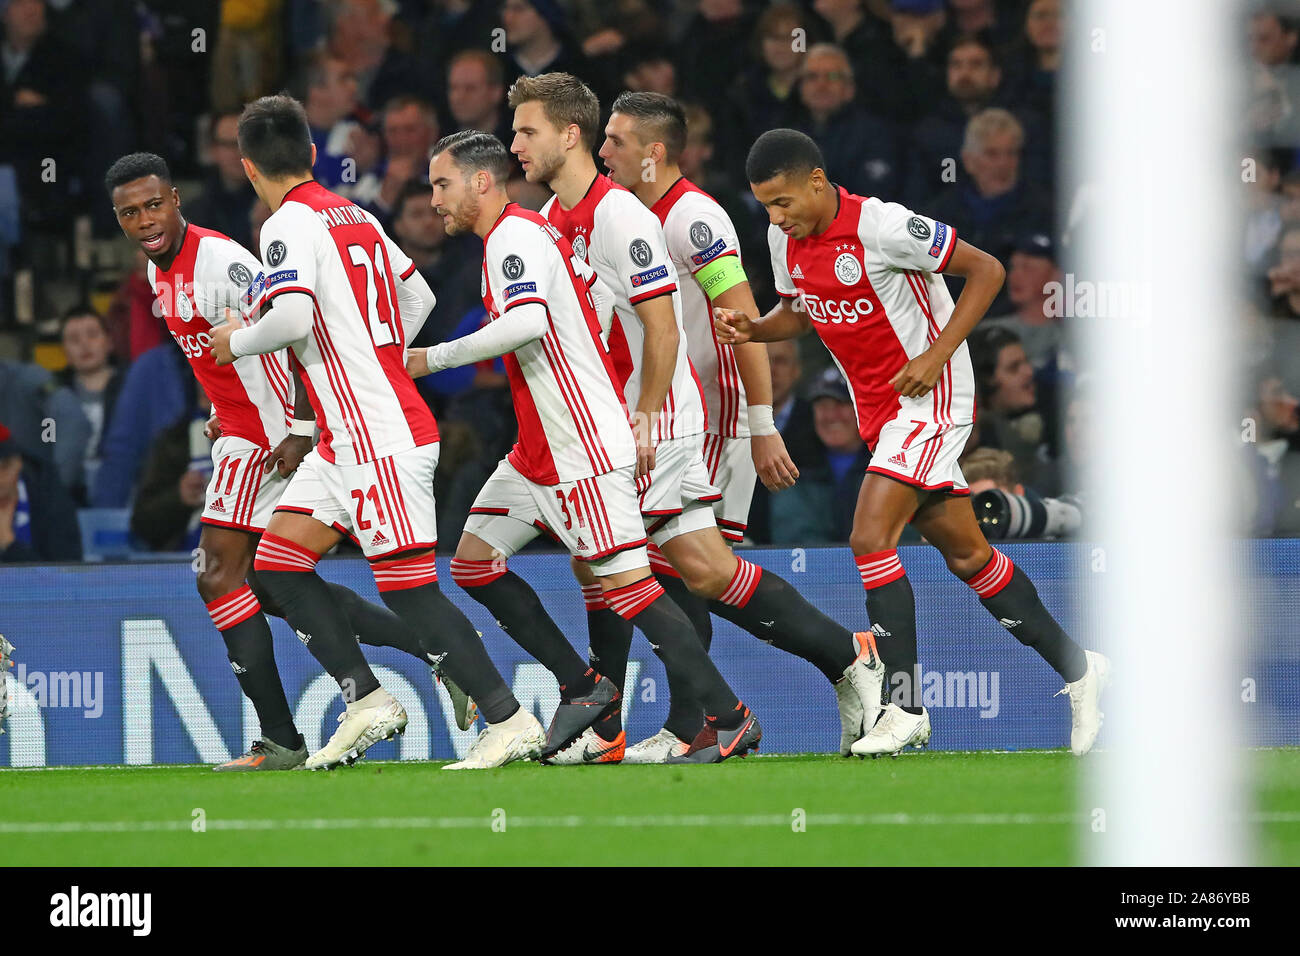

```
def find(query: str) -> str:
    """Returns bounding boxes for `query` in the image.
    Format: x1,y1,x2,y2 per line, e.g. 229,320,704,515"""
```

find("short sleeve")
485,219,553,315
605,196,677,305
194,236,263,325
766,224,797,298
872,202,957,273
257,206,319,307
679,202,740,275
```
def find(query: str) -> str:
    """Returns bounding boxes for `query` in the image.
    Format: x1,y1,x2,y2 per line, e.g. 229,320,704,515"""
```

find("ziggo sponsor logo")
170,328,213,359
798,292,875,324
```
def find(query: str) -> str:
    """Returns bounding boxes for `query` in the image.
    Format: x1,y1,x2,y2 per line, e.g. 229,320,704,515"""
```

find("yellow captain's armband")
695,253,747,300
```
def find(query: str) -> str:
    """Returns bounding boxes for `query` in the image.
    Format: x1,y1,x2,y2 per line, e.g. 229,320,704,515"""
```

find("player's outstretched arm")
889,239,1005,398
406,301,549,379
211,294,314,366
713,296,810,345
711,281,799,491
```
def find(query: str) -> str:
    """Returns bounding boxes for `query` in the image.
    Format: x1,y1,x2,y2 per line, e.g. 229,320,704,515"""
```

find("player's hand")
265,433,313,477
713,307,755,345
406,348,432,379
751,432,799,491
632,414,656,478
210,316,237,366
178,469,208,508
890,349,946,399
203,414,223,441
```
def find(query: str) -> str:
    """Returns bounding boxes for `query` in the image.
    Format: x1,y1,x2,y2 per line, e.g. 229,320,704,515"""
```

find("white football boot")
622,727,691,764
443,707,545,770
836,631,886,755
306,689,408,770
850,703,931,757
1057,649,1110,755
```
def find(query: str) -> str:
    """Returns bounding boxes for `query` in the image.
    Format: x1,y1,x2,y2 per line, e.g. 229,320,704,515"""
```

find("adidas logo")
210,497,227,514
871,622,891,639
888,452,908,467
998,618,1023,628
371,530,389,547
230,660,247,674
295,630,312,645
791,264,804,279
575,537,587,550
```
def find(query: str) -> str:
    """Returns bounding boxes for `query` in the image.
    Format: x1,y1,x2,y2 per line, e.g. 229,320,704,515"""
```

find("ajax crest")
176,290,194,322
834,252,862,286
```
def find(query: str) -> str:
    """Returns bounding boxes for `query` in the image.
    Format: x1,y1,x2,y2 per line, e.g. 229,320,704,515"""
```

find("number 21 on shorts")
350,485,387,531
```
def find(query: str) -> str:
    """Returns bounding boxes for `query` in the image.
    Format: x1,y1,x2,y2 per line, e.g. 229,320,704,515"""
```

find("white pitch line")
3,811,1299,835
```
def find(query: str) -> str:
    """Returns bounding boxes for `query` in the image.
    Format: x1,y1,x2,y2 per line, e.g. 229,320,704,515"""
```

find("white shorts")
638,433,721,522
701,432,756,543
202,436,285,533
464,458,649,576
867,414,973,496
276,444,440,559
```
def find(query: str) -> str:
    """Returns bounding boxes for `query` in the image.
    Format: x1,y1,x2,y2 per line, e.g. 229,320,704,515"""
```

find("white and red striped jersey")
652,177,748,439
481,203,636,485
247,180,438,465
148,224,292,449
542,174,705,442
768,187,973,450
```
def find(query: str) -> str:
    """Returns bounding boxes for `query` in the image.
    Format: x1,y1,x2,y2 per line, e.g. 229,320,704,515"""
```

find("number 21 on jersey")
346,242,401,348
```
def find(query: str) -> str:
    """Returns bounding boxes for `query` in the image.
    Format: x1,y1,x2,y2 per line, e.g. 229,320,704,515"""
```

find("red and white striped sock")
206,584,262,631
604,576,666,620
449,558,507,589
371,553,438,593
253,533,320,573
580,582,608,611
647,542,680,578
855,549,907,591
967,549,1014,599
715,558,762,608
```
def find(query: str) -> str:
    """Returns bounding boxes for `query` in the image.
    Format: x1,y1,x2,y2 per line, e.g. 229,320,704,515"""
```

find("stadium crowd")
0,0,1093,563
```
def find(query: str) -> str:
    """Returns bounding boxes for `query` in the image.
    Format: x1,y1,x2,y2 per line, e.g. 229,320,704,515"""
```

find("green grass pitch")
3,749,1297,866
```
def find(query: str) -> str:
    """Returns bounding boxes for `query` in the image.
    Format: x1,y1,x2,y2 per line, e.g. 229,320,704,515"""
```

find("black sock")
857,551,921,713
605,577,742,727
213,609,301,750
378,580,520,724
255,569,444,669
452,561,594,696
657,573,711,741
254,568,381,701
710,560,852,683
326,583,425,657
971,556,1087,683
581,583,633,742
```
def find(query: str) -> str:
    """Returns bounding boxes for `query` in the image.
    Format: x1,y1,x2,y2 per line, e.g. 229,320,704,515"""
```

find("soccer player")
716,129,1109,756
409,130,761,764
105,150,476,771
209,95,542,770
509,74,883,763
